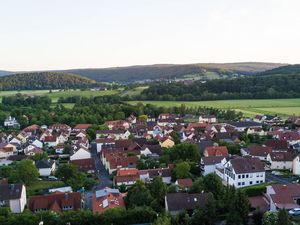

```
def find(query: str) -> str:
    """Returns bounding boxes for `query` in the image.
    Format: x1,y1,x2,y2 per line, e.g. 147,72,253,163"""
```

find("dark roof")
166,193,208,211
265,140,288,150
227,121,262,128
230,157,264,174
0,183,24,200
36,159,55,169
202,156,225,165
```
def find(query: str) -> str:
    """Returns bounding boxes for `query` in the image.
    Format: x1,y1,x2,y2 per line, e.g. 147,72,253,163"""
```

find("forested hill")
259,64,300,76
0,70,13,77
0,72,96,90
58,62,285,82
135,74,300,101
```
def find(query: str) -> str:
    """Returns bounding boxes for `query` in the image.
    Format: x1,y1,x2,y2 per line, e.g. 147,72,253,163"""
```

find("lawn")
27,180,65,196
120,86,149,97
127,99,300,118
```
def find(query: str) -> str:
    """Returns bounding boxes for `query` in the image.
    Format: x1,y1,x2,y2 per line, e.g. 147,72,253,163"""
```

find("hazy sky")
1,0,300,71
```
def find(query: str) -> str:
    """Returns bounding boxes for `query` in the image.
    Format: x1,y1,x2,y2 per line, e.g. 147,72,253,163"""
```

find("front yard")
27,180,65,196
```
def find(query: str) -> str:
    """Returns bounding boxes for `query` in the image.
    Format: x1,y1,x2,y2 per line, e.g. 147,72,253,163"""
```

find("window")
256,173,259,177
242,182,245,185
260,180,263,183
238,175,241,179
246,174,249,178
238,182,241,186
249,181,253,185
260,173,263,177
256,181,259,184
242,175,245,178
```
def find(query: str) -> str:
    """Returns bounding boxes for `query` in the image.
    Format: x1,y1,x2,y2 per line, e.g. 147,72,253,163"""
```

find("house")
199,115,216,123
265,140,289,151
139,168,172,184
70,148,91,161
217,157,265,188
4,116,20,128
22,124,40,136
0,181,27,213
246,127,266,136
203,146,228,157
36,159,56,176
159,137,175,148
293,155,300,175
92,187,125,214
165,192,208,216
241,146,272,161
266,184,300,211
175,178,193,190
114,169,140,186
227,121,262,132
23,144,43,156
96,138,115,153
140,144,162,157
201,156,227,176
49,123,71,133
103,151,138,174
70,158,96,173
0,143,17,159
28,192,82,212
73,124,92,132
105,120,129,130
44,136,58,147
266,151,294,170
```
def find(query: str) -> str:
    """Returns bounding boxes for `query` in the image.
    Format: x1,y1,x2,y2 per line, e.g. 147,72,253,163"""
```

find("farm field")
0,89,121,103
127,99,300,118
120,86,149,97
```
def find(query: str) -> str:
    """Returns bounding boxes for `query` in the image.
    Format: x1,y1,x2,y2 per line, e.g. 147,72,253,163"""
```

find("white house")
4,116,20,128
96,138,115,153
0,143,17,159
199,115,217,123
293,155,300,175
70,148,91,161
217,157,265,188
266,152,293,170
35,160,56,176
0,182,27,213
31,139,43,148
201,156,227,176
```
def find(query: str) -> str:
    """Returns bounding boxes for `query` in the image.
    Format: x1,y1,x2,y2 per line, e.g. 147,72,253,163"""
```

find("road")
265,171,295,184
84,141,113,209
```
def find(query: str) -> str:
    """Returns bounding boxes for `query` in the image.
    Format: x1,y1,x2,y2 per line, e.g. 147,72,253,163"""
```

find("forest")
0,72,96,90
136,74,300,101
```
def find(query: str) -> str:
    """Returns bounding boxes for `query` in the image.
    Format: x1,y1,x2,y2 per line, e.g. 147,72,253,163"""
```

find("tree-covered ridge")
260,64,300,76
0,72,96,90
59,62,285,82
137,74,300,101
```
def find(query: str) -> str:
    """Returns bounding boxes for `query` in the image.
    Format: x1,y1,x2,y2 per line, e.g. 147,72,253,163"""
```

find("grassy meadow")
127,99,300,118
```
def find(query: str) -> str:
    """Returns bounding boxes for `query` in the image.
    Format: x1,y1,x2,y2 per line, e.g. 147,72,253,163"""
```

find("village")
1,112,300,222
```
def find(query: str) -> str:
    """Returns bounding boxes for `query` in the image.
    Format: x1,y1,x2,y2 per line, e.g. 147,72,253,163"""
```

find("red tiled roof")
204,146,228,157
73,124,92,130
177,178,193,187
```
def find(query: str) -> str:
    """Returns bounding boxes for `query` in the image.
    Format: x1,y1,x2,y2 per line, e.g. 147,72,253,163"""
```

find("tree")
31,152,48,161
202,173,224,200
262,211,278,225
173,162,191,179
149,177,167,208
138,114,148,122
191,192,216,225
152,214,171,225
277,209,292,225
56,164,78,182
125,180,153,208
252,209,263,225
17,160,39,185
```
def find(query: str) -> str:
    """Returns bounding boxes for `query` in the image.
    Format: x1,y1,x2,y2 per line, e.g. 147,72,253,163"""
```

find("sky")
0,0,300,71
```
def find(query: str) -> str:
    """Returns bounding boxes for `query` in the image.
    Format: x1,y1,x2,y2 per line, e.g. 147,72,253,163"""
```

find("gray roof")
95,188,120,198
0,183,23,200
228,121,262,128
35,159,55,169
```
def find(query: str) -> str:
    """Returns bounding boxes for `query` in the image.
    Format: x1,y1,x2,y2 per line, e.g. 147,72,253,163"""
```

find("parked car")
48,176,58,181
271,171,281,176
288,208,300,216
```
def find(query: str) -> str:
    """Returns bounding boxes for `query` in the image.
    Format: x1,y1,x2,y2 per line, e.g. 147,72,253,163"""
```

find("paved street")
84,141,113,209
265,171,296,184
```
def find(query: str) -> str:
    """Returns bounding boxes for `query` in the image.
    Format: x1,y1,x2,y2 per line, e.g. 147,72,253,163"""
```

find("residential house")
293,155,300,175
140,144,162,157
114,169,140,186
175,178,193,190
241,146,272,161
217,157,265,188
165,192,208,216
201,156,227,176
139,168,172,184
44,136,58,148
266,151,294,170
73,124,92,132
28,192,82,212
4,116,20,128
70,148,91,161
159,137,175,148
71,158,96,174
203,146,228,157
49,123,71,133
105,120,129,130
96,138,115,153
0,143,17,159
199,115,216,123
36,159,56,176
227,121,262,132
0,182,27,213
92,187,125,214
266,184,300,211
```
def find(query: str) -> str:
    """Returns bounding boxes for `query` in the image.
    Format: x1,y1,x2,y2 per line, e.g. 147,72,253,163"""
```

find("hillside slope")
59,62,286,82
260,64,300,76
0,72,96,90
0,70,13,77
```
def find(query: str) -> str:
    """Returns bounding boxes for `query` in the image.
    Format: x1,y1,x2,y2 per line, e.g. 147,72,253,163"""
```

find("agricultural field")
120,86,149,97
0,89,121,103
127,99,300,118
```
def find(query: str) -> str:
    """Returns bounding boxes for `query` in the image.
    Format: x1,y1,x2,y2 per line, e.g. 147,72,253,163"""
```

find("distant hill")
0,70,13,77
0,72,96,91
58,62,286,83
260,64,300,76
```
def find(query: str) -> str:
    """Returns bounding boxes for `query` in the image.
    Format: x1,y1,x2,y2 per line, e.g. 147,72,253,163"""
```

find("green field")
0,89,121,103
128,99,300,117
27,180,65,196
120,86,149,97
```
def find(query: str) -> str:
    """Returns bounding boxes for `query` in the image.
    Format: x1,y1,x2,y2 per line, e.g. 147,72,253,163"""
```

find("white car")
48,176,58,181
288,208,300,216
